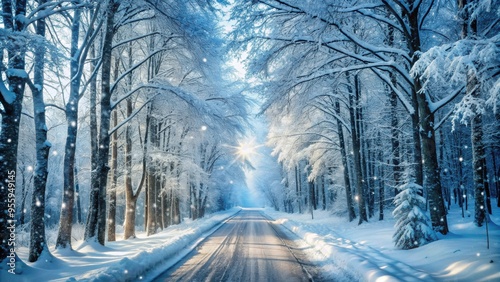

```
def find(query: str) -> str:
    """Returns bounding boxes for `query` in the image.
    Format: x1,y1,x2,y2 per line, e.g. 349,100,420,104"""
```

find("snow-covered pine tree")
393,182,437,250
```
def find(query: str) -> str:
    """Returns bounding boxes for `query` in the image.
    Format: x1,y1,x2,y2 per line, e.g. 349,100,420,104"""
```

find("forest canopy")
0,0,499,268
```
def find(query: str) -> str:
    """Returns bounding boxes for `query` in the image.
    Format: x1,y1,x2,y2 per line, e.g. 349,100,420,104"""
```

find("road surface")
152,209,320,282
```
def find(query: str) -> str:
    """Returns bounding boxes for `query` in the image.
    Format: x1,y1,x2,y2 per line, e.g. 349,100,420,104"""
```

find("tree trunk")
94,0,120,245
439,130,451,210
155,174,163,228
201,190,209,218
295,165,302,213
123,198,138,239
107,109,118,242
144,179,149,231
415,78,449,234
146,118,158,235
164,188,171,227
370,147,377,217
309,180,315,220
85,7,99,242
321,175,326,210
197,183,204,219
367,138,375,218
484,164,492,215
172,160,182,224
470,74,487,226
335,100,356,221
74,166,82,224
29,0,50,261
384,6,405,194
123,109,148,239
56,1,83,251
457,0,487,226
190,184,195,219
0,0,27,262
349,74,368,224
389,77,402,193
492,151,500,208
173,195,181,224
411,93,424,187
123,43,145,239
379,157,386,222
107,52,122,242
58,97,78,248
407,2,448,234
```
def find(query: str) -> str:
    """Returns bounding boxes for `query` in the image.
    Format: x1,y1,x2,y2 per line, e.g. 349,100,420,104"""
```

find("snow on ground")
264,205,500,282
2,207,241,282
2,205,498,282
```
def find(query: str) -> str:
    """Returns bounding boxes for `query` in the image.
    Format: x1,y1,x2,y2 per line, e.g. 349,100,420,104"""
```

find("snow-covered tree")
84,0,121,246
1,0,73,263
412,0,500,227
393,182,437,250
231,0,457,232
56,0,104,250
28,0,51,263
0,0,30,263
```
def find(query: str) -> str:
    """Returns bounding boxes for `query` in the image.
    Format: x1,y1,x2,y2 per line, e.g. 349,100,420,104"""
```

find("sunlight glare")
237,140,257,159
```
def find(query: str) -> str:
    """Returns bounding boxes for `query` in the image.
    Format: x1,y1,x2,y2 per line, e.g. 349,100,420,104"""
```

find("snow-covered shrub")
392,182,437,249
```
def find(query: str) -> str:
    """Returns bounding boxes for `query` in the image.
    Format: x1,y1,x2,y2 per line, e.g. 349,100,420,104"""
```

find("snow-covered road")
8,207,496,281
152,209,319,281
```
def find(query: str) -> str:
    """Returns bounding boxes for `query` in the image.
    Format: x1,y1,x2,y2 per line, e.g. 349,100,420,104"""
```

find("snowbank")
264,207,499,282
4,205,498,281
3,207,241,282
78,207,241,282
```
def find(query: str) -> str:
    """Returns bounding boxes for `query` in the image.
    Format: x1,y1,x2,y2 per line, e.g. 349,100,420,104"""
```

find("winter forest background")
0,0,499,273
